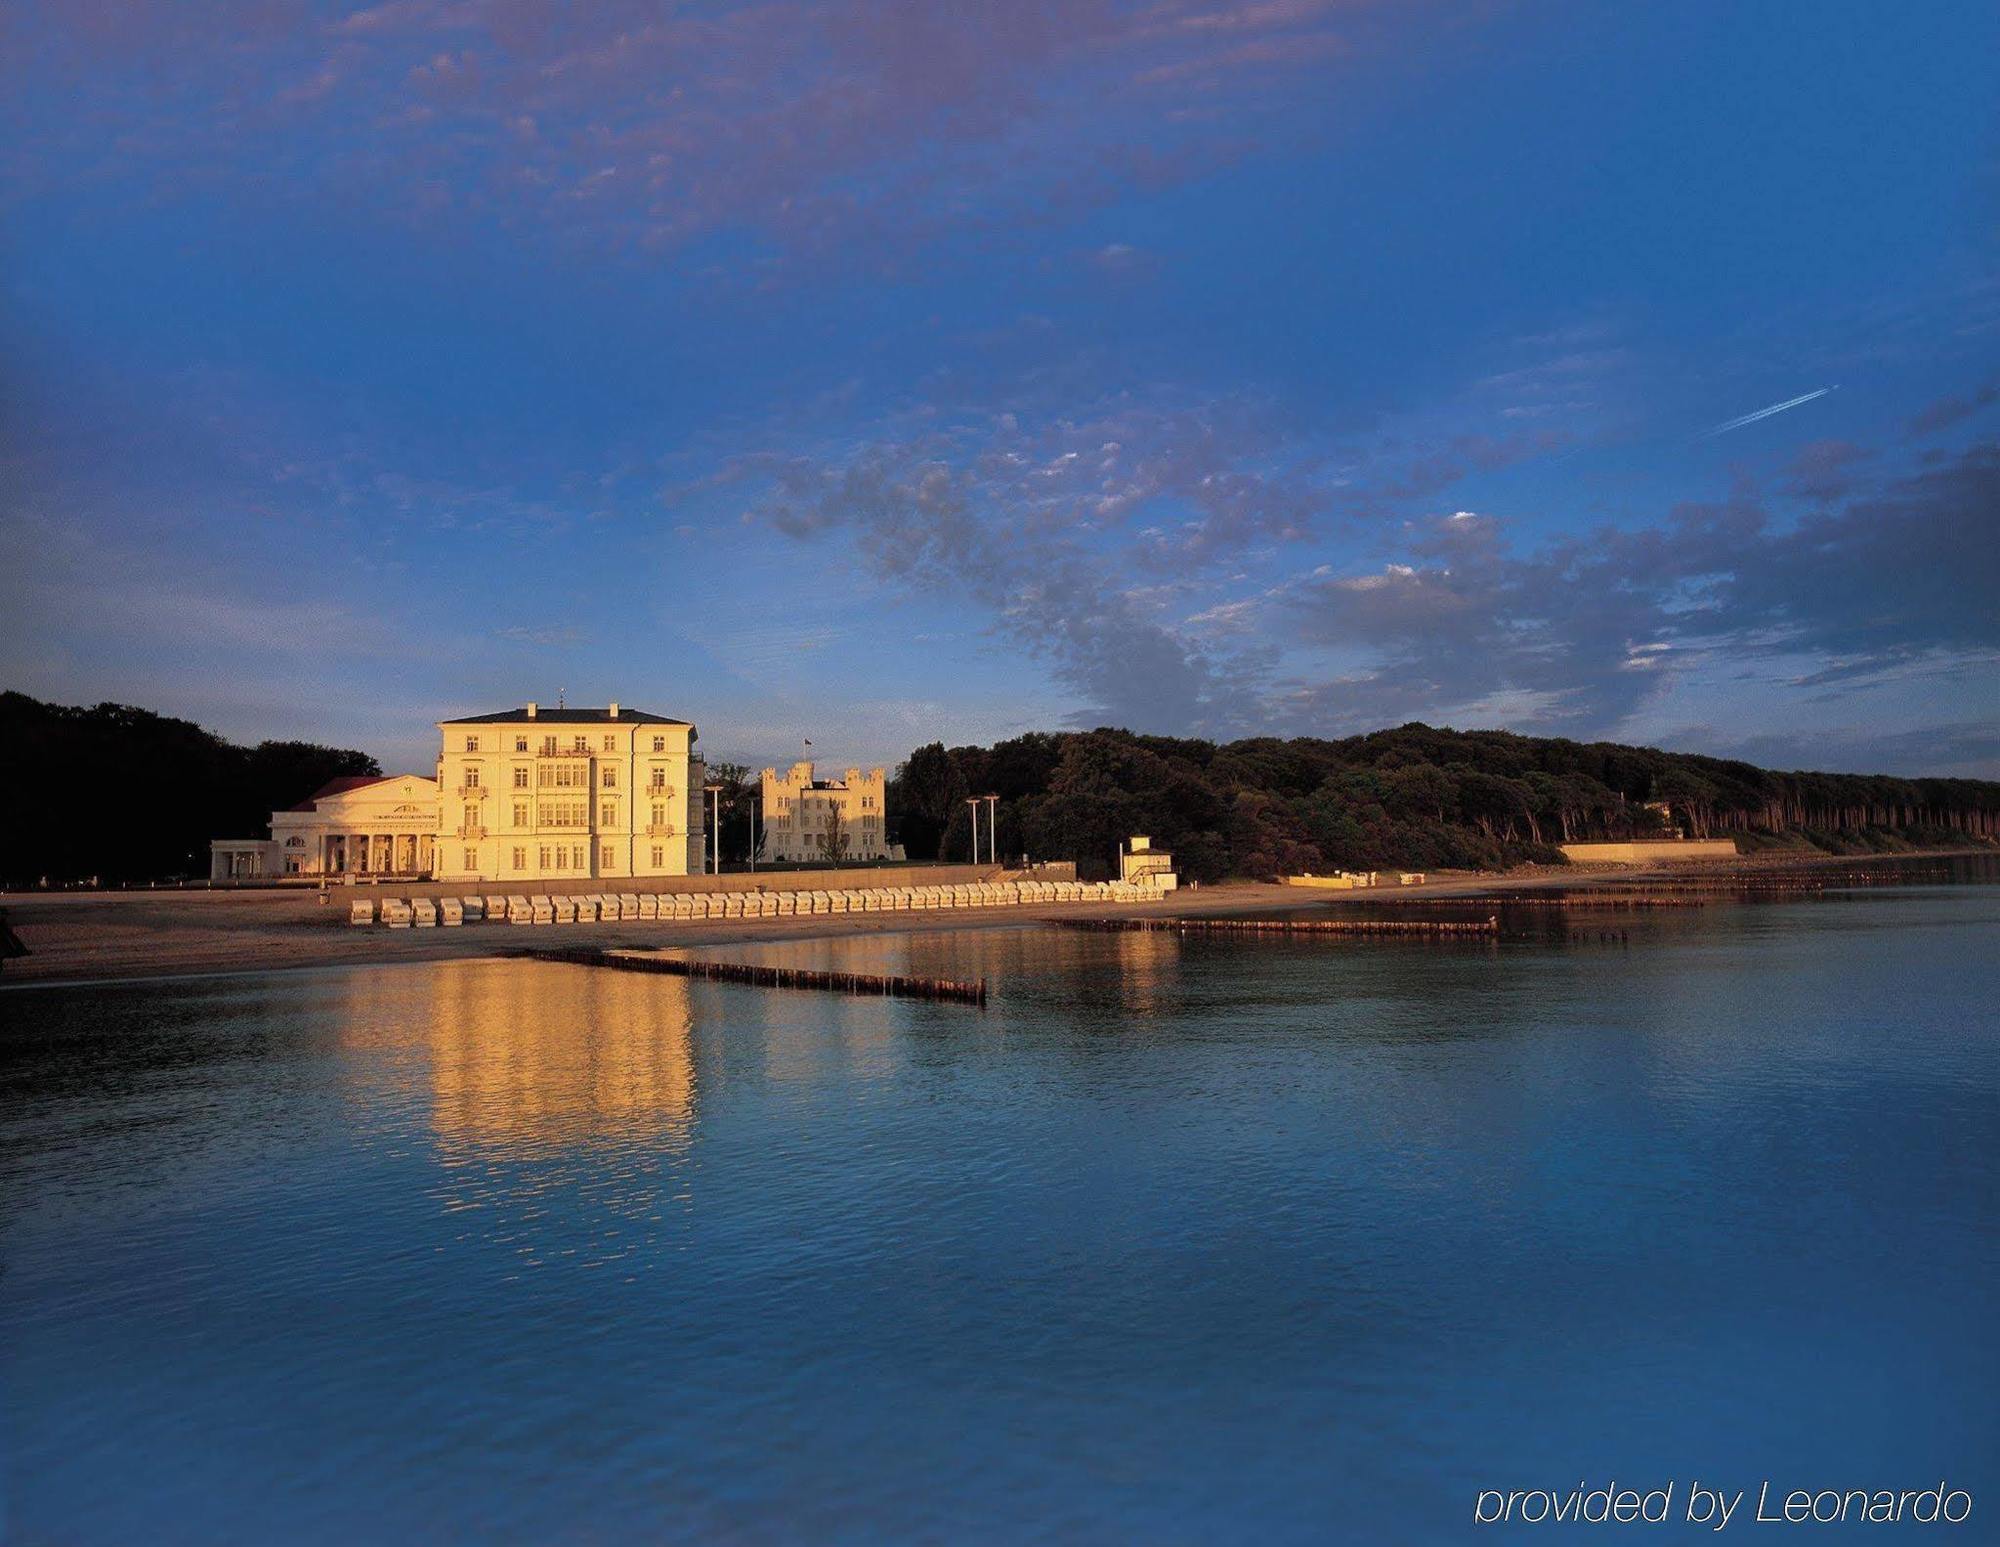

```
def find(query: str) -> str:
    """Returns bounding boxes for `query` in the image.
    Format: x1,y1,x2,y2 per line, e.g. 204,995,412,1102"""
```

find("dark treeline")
887,724,2000,882
1,692,380,885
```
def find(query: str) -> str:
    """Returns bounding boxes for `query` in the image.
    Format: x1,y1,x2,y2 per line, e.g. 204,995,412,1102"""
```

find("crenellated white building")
433,702,704,883
761,761,889,863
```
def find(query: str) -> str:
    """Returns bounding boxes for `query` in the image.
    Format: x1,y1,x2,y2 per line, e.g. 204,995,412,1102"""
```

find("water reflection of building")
335,958,700,1152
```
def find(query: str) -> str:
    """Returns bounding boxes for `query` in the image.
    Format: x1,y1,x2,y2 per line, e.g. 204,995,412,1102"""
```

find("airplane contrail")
1698,385,1837,439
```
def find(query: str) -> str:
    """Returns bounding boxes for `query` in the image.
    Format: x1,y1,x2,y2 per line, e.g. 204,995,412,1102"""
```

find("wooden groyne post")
522,946,989,1005
0,909,27,975
1053,916,1499,938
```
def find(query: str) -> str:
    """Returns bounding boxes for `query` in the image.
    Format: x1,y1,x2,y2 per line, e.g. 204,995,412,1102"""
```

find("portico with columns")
210,774,440,881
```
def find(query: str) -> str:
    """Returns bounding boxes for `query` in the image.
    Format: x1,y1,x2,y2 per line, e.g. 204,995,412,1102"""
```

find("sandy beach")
2,849,1978,990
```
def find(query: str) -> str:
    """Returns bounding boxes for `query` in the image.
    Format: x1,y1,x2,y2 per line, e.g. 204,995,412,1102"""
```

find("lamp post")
704,783,723,874
965,796,983,864
984,794,999,869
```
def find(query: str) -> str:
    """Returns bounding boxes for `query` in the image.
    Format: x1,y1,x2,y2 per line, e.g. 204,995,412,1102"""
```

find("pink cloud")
4,0,1456,263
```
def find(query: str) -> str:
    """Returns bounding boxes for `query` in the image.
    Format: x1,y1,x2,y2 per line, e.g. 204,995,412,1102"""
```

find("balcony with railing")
456,825,487,841
458,783,490,799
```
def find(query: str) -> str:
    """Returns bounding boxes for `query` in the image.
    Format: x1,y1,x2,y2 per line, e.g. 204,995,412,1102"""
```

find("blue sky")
3,0,1995,777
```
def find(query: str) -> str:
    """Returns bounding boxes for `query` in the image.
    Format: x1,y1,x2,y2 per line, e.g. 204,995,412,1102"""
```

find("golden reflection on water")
334,959,704,1278
432,960,697,1154
335,958,699,1154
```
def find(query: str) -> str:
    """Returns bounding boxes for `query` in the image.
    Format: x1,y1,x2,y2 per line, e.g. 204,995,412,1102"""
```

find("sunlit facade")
210,774,440,879
760,761,889,863
433,703,704,883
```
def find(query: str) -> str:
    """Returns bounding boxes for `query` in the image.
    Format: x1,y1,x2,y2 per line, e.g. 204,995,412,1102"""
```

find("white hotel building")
433,703,704,883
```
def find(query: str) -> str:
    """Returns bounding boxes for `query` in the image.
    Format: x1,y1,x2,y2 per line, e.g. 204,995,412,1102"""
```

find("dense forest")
885,725,2000,882
0,692,380,885
8,691,1997,886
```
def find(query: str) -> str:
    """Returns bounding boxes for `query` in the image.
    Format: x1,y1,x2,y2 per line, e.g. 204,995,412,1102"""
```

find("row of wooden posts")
524,946,989,1004
1054,916,1500,937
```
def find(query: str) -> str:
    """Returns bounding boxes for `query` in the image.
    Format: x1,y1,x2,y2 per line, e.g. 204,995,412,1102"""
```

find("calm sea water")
3,875,1996,1544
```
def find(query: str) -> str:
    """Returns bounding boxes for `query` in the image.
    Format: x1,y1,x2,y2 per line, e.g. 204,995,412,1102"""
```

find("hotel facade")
434,704,703,882
209,773,441,880
211,701,704,882
760,761,891,863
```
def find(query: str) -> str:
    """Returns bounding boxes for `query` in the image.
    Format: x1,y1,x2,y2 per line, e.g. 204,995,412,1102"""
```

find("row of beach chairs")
353,878,1166,928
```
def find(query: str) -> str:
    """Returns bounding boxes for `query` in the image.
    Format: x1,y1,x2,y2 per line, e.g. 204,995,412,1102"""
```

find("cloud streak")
1698,385,1836,439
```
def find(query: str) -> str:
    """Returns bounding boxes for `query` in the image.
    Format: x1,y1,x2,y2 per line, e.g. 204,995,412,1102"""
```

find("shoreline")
1,848,1985,991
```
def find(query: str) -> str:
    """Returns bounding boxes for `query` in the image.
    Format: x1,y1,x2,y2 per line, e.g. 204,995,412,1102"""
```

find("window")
600,801,617,827
512,847,526,869
515,736,528,753
651,803,667,828
513,803,529,827
651,846,664,866
604,734,617,752
537,764,586,789
553,846,568,872
464,736,479,752
463,804,478,831
652,735,666,752
648,769,666,791
538,845,550,870
601,767,618,788
541,735,557,756
513,767,529,788
464,849,476,869
600,844,614,870
573,735,588,753
538,801,587,828
464,767,480,788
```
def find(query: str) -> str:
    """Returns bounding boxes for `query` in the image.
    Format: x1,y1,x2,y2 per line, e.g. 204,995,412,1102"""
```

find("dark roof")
441,707,690,726
289,774,393,811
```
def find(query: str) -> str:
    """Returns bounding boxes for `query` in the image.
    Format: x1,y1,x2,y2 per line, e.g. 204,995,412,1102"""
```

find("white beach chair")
411,898,438,927
553,895,577,924
529,895,554,924
638,894,659,919
439,897,464,925
380,899,413,928
350,900,375,926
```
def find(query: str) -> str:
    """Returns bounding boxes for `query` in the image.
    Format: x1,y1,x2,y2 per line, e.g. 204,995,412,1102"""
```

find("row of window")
461,764,679,792
452,844,680,871
463,733,678,755
770,794,879,813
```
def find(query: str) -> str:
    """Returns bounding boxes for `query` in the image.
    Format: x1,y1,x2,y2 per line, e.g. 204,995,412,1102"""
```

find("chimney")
526,702,538,719
608,701,619,718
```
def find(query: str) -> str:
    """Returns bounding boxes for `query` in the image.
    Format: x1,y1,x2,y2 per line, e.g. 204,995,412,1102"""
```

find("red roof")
289,774,394,811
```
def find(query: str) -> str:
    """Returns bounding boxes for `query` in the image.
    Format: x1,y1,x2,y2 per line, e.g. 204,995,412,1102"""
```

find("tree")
889,742,966,860
703,761,756,865
0,692,382,885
